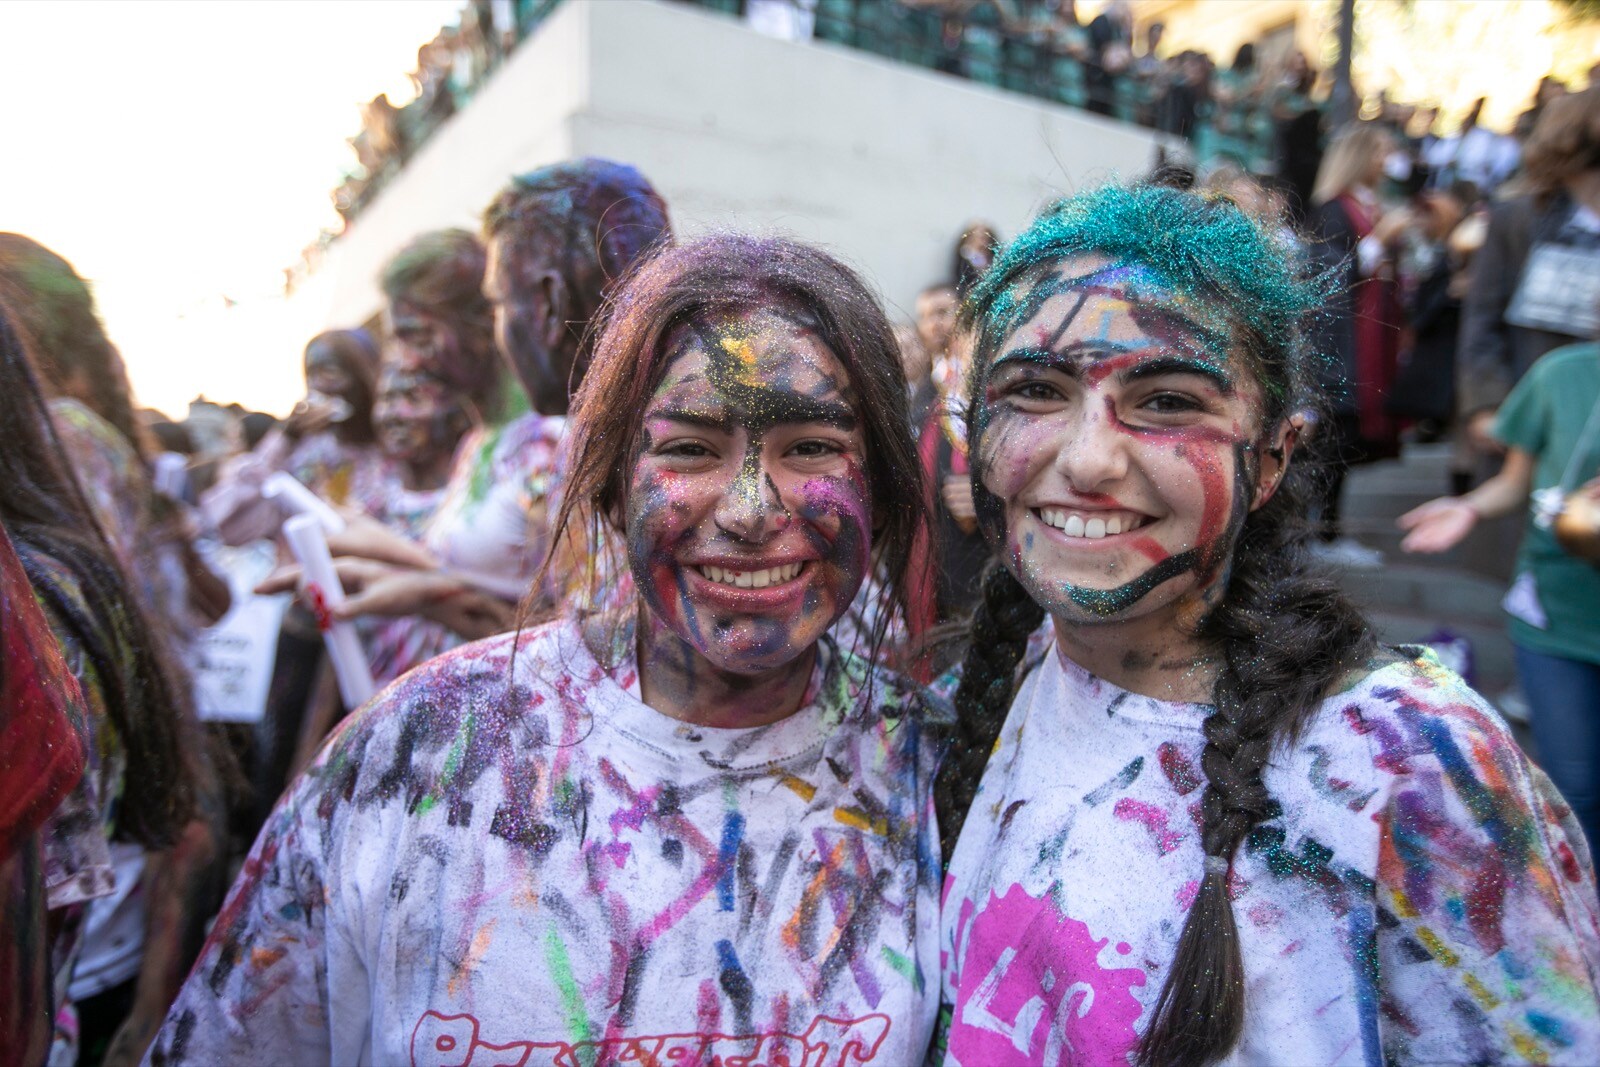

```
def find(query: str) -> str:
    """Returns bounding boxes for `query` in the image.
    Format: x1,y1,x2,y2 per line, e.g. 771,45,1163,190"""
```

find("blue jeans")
1517,643,1600,853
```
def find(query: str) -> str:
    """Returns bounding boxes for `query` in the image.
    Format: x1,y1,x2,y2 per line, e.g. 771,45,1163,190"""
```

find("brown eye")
1140,392,1203,415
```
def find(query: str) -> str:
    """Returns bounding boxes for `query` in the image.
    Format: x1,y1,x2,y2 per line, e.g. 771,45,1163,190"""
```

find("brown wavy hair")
543,233,928,663
1521,86,1600,204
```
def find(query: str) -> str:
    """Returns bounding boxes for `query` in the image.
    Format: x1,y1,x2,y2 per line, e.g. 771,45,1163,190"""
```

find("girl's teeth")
699,563,802,587
1040,509,1143,539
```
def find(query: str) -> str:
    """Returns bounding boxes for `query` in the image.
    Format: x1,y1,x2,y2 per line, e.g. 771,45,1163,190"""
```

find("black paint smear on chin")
1063,547,1205,616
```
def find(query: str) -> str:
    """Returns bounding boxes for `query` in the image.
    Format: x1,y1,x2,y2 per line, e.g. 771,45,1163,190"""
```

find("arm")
1374,691,1600,1063
257,557,517,641
1396,447,1535,553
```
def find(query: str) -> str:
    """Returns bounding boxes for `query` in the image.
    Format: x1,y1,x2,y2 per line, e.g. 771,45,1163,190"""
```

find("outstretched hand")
1397,497,1478,554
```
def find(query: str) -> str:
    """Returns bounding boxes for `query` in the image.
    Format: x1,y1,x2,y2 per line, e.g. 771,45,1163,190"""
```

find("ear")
1251,412,1303,511
536,269,569,351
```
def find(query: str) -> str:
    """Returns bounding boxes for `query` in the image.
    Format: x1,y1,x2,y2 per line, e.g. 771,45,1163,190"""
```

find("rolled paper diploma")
282,514,375,709
153,452,189,500
263,472,346,535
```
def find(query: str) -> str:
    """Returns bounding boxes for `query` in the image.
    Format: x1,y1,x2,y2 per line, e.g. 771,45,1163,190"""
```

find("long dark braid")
1137,459,1375,1067
935,567,1043,862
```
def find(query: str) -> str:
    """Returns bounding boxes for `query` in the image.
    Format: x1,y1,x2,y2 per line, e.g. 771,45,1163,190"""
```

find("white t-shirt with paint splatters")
150,617,942,1066
938,639,1600,1066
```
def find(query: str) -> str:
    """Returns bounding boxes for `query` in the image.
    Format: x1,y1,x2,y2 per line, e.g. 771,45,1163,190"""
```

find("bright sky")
0,0,460,418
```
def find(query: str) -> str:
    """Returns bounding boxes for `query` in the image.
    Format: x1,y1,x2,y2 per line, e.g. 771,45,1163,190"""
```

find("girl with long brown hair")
150,233,941,1064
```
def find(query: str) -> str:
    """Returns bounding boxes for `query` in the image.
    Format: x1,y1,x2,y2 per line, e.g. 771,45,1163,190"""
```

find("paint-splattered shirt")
422,412,565,604
939,640,1600,1065
150,617,943,1066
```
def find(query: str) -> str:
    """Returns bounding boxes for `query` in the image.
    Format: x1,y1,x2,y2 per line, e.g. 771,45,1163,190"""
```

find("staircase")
1329,442,1525,716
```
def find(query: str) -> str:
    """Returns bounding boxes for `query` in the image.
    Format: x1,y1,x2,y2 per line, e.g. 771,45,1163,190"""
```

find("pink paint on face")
973,256,1270,625
625,309,873,674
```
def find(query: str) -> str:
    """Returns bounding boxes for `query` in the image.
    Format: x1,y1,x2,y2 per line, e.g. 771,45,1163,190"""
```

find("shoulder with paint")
302,620,589,798
1306,645,1571,836
825,636,938,729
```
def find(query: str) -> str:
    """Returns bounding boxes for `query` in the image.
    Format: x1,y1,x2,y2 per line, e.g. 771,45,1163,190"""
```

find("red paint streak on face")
1183,441,1231,549
1126,535,1168,563
1099,397,1237,557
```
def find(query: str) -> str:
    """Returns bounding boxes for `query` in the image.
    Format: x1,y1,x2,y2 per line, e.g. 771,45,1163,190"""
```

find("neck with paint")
633,608,819,729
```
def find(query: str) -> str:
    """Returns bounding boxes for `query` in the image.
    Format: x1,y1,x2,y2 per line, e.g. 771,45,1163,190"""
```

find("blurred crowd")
3,2,1599,1059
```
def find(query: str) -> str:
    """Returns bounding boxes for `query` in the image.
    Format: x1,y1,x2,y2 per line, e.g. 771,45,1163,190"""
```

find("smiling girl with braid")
934,181,1600,1065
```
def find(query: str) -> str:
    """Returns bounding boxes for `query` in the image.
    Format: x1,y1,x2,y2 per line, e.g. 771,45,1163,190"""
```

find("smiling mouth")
1036,507,1152,540
695,562,806,589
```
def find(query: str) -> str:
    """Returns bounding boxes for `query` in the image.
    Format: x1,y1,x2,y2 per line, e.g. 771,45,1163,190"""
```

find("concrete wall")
291,0,1167,330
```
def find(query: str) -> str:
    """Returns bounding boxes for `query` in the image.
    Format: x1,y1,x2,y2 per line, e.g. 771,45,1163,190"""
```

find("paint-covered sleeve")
1371,679,1600,1065
146,777,338,1066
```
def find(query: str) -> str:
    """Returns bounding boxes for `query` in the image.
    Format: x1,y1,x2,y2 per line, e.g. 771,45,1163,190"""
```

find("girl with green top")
1401,341,1600,847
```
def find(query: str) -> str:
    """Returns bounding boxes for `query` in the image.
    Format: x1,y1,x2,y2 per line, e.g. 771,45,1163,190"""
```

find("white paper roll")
263,472,346,535
153,452,189,500
282,514,375,709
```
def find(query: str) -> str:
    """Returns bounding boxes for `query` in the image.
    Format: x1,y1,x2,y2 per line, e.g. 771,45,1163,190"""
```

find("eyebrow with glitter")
1117,355,1235,395
649,397,858,433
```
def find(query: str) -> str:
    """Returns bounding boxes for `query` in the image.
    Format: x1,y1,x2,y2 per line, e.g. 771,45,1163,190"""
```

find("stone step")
1334,562,1506,621
1338,514,1522,582
1363,608,1516,696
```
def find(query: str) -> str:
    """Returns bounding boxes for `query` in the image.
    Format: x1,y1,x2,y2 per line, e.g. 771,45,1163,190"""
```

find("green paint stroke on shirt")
543,925,593,1047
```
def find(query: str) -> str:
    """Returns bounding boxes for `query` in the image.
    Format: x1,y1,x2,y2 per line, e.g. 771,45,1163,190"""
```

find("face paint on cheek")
625,464,698,635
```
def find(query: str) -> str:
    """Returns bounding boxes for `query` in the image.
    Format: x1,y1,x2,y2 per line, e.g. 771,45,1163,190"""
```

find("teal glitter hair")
964,181,1333,413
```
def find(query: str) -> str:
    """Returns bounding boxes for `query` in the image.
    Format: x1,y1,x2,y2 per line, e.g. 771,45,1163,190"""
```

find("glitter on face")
970,256,1267,625
624,308,873,678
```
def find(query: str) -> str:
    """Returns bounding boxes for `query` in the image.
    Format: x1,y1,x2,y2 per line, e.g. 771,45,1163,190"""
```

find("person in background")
0,517,93,1067
1270,50,1323,220
1084,0,1132,116
202,328,393,545
1305,123,1408,566
0,301,216,1067
201,327,392,836
951,220,1000,296
380,228,507,430
911,282,957,424
1400,337,1600,851
1425,96,1520,194
262,160,673,638
1386,183,1473,442
1458,87,1600,465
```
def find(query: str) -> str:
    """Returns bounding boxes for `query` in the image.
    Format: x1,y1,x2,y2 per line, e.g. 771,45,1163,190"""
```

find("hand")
942,476,978,535
1372,206,1413,247
1577,475,1600,502
1466,409,1505,455
257,557,423,617
283,397,341,440
325,512,437,570
1397,497,1478,553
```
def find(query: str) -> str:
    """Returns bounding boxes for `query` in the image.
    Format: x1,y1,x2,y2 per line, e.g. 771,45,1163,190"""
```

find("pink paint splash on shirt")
948,886,1145,1066
1112,797,1185,855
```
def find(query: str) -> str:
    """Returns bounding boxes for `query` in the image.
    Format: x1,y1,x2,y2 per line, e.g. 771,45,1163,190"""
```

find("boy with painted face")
147,235,941,1065
934,182,1600,1065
